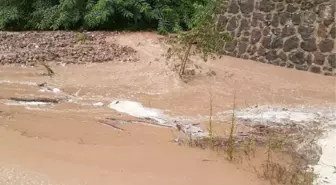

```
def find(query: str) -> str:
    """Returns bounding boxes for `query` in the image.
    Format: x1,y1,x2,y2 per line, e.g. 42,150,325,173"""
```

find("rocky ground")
0,31,137,65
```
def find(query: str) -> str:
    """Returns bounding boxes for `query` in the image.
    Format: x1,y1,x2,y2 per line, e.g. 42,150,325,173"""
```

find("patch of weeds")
227,92,236,161
256,124,321,185
207,85,215,150
260,160,317,185
242,134,256,158
187,129,194,147
186,135,229,150
76,32,87,44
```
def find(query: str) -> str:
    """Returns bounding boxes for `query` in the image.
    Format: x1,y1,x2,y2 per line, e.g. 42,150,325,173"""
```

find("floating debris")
108,100,208,137
9,97,61,104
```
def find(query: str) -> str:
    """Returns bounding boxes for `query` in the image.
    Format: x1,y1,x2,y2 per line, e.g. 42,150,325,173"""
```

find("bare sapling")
227,91,236,161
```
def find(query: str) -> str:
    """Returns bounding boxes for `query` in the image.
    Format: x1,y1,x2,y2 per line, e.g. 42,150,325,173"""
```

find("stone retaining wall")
218,0,336,75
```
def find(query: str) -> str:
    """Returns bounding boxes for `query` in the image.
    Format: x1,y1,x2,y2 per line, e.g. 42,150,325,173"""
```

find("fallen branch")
37,82,47,87
39,60,55,77
98,120,125,131
106,117,173,128
106,117,155,124
9,97,61,103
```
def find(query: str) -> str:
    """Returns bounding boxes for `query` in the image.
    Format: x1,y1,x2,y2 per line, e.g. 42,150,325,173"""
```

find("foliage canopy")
0,0,210,33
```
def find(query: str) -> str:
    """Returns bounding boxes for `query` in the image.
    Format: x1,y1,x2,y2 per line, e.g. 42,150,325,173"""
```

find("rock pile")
0,31,137,65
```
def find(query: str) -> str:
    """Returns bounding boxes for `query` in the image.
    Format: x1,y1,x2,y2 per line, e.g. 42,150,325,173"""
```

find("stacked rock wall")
219,0,336,75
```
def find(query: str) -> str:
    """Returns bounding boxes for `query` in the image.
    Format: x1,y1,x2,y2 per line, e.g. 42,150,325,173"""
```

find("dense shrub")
0,0,208,33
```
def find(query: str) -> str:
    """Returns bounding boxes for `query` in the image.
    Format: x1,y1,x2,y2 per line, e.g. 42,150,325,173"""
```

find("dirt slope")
0,31,335,185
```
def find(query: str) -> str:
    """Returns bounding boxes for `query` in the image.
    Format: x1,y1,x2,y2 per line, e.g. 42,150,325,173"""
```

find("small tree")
166,0,230,77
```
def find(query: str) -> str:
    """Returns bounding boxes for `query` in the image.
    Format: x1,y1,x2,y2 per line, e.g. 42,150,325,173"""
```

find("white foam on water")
314,121,336,185
108,100,169,124
108,100,208,137
231,106,336,124
5,101,51,106
0,80,36,86
93,102,104,107
178,124,208,138
0,80,62,94
52,88,61,93
235,110,319,123
39,87,61,93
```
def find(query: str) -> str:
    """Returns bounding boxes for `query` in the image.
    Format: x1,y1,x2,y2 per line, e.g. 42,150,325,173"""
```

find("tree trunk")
179,43,192,76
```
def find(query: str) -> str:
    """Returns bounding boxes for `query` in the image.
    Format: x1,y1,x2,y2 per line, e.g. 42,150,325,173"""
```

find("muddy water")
0,32,335,185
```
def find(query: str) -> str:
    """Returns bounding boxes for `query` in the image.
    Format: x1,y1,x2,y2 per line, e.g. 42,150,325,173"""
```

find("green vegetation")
166,0,230,77
0,0,210,34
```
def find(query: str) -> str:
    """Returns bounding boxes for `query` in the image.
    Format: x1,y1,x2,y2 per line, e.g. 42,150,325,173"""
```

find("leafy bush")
166,0,230,76
0,0,209,33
